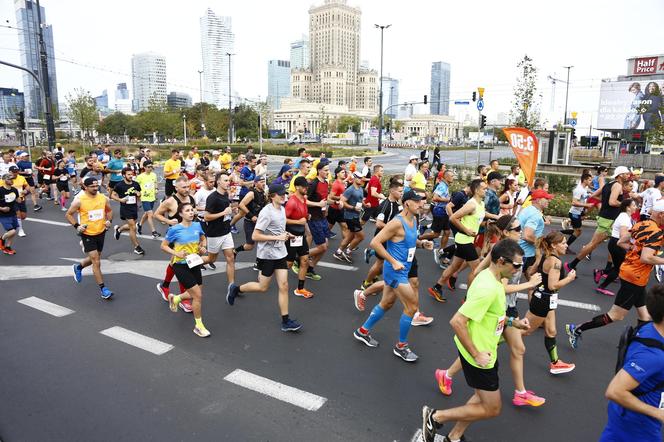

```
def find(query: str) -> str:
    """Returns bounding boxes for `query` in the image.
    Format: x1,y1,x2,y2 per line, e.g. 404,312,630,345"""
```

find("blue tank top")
384,215,418,275
591,176,600,192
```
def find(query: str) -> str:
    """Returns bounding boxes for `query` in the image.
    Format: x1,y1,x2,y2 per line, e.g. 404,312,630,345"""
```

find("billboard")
597,79,664,130
628,56,664,76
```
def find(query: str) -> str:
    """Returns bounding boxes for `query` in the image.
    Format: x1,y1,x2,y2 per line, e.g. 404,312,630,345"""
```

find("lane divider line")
100,326,174,355
17,296,75,317
516,292,601,311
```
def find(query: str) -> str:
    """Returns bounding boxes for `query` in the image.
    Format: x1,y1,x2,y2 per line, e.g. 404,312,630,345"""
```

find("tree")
338,115,361,133
66,88,98,140
646,102,664,146
98,112,131,137
371,114,392,129
509,55,542,130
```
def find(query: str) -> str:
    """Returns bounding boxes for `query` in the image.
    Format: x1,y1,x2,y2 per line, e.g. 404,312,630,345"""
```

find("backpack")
616,323,664,396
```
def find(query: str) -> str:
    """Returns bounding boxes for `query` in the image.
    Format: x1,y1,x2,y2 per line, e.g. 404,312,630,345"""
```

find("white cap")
612,166,630,178
127,155,135,160
652,199,664,214
352,171,363,179
212,150,219,155
409,154,418,160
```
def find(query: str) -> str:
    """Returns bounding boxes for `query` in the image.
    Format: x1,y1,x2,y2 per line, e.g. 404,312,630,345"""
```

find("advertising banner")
502,127,538,187
597,79,664,130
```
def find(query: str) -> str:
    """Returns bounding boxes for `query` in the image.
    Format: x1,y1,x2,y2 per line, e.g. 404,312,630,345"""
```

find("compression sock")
281,314,289,324
163,265,175,285
567,234,577,247
433,283,443,292
16,218,23,230
172,294,182,305
576,313,613,335
545,336,558,363
604,261,613,273
569,258,580,269
298,280,305,290
194,317,204,328
178,283,186,294
362,305,386,331
398,313,413,343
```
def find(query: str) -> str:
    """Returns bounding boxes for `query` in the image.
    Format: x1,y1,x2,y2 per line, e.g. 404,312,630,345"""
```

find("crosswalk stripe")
224,368,327,411
515,292,601,312
17,296,75,317
100,326,173,355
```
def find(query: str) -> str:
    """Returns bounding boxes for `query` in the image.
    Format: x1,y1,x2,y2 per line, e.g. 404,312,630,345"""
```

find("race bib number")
43,174,51,180
185,253,204,269
4,192,16,203
398,206,403,212
659,393,664,409
59,175,68,181
290,236,303,247
24,169,32,174
549,293,558,309
126,196,136,205
87,209,104,221
143,182,154,190
495,315,506,336
407,247,416,263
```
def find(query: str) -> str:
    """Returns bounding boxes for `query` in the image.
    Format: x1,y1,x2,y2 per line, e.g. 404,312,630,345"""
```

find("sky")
1,0,662,132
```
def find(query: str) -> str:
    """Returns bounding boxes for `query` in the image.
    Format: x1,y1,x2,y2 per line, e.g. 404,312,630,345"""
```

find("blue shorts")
142,201,155,212
0,215,19,231
308,218,330,246
383,262,411,288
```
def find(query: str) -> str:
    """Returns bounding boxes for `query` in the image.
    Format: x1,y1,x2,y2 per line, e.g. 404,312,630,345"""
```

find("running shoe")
291,262,299,274
230,225,239,234
100,287,114,299
550,359,575,374
447,276,457,291
113,225,121,240
281,318,302,332
152,231,161,238
2,247,16,255
433,248,441,266
294,288,314,298
428,286,447,303
72,263,83,283
227,283,240,305
253,262,259,271
328,231,337,239
421,406,440,442
333,250,346,262
193,326,211,338
563,262,572,273
363,248,374,264
137,222,143,235
179,299,193,313
434,369,453,396
33,204,43,211
393,344,418,362
656,264,664,283
208,262,216,270
593,269,604,285
167,294,178,312
350,246,359,252
565,324,581,349
353,329,378,347
586,252,592,261
0,238,4,250
61,206,67,212
353,289,366,311
412,311,434,326
360,279,373,290
134,245,145,255
17,228,26,237
595,287,615,296
157,282,169,302
306,269,321,280
342,251,353,263
512,390,546,407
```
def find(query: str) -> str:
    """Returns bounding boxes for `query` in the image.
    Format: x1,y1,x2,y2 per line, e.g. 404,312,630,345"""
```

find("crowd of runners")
1,144,663,442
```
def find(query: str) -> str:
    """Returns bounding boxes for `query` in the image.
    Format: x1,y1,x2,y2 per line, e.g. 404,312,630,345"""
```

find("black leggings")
600,237,626,288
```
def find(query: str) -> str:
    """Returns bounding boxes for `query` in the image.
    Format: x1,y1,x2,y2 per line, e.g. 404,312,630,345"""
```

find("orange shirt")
619,220,664,286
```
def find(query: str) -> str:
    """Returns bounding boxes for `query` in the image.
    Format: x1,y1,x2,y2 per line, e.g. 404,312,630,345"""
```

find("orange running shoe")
294,288,314,299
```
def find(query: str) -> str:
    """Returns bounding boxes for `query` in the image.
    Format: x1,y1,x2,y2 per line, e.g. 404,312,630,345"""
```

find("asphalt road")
0,196,648,442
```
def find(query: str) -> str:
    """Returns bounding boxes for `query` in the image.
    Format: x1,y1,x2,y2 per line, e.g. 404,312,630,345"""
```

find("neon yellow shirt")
135,172,157,202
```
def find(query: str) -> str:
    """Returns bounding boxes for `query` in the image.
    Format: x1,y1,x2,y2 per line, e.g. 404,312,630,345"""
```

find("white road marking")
25,217,70,227
317,261,357,271
100,326,173,355
17,296,75,317
516,293,601,312
224,368,327,411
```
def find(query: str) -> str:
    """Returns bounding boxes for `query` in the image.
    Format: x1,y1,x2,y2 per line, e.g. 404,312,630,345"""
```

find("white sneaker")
18,228,26,237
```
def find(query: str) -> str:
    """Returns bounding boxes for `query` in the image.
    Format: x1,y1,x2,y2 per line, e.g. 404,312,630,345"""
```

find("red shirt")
285,194,308,235
365,176,382,208
330,179,346,210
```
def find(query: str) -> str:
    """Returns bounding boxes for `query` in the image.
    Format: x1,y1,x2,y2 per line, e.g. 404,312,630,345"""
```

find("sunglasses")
501,257,524,269
508,224,521,232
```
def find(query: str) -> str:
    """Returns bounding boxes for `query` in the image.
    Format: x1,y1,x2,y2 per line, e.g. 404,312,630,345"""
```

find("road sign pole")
477,108,481,166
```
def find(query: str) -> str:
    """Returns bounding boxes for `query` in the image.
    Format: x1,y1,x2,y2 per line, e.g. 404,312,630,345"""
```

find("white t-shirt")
639,187,662,217
184,158,198,174
404,164,417,188
569,184,590,215
194,187,215,216
209,160,222,173
611,212,633,239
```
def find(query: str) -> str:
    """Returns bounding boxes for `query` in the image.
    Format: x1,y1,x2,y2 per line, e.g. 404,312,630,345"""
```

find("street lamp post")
562,65,573,127
198,69,206,138
226,52,235,144
35,0,55,151
375,24,391,152
183,114,187,146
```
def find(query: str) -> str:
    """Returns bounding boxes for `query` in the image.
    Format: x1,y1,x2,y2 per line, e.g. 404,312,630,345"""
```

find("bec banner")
502,127,539,187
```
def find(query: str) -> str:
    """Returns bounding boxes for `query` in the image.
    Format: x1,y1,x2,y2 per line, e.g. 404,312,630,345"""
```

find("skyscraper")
14,0,58,119
131,52,167,112
289,36,309,70
167,92,193,109
267,60,291,110
0,88,25,121
115,83,131,114
430,61,451,115
200,8,234,109
381,77,399,118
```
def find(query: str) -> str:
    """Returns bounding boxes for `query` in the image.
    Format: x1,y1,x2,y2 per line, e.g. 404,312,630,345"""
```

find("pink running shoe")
434,369,453,396
512,390,546,407
595,287,615,297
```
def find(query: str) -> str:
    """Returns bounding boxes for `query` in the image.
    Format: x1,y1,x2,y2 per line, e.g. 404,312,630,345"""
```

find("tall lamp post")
562,65,573,127
226,52,235,144
35,0,55,151
183,114,187,146
198,69,206,138
375,24,391,152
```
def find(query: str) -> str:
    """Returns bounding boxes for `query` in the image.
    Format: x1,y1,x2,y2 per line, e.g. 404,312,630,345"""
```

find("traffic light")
472,92,477,102
570,127,576,139
479,114,487,129
16,111,25,131
423,95,427,105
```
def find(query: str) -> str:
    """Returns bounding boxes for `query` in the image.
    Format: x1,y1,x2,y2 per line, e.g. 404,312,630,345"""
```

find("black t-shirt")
307,179,329,220
450,190,469,215
79,166,92,178
599,180,623,220
374,199,401,237
0,186,19,216
53,168,69,183
200,157,210,167
205,190,231,237
245,189,266,221
114,180,141,208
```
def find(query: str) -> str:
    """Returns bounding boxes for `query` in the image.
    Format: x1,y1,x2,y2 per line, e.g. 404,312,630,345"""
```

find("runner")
285,176,314,298
209,150,222,173
106,149,124,193
233,175,267,266
523,232,577,374
53,160,70,211
567,172,593,249
429,179,487,302
334,171,366,263
163,149,182,198
305,161,331,280
639,175,664,221
422,170,453,264
35,150,56,202
255,154,268,178
421,239,531,442
326,167,346,239
161,203,210,338
183,150,198,180
499,178,518,216
288,157,311,194
595,199,636,296
0,173,20,255
135,161,161,238
66,177,114,299
15,151,39,212
361,164,385,225
566,199,664,349
65,150,78,193
111,168,144,255
404,155,418,191
220,147,233,171
226,183,302,332
4,166,29,237
353,189,432,362
518,188,553,285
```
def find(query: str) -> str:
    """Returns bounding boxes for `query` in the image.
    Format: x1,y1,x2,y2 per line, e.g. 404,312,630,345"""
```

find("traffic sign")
477,99,484,111
454,101,470,105
570,119,577,126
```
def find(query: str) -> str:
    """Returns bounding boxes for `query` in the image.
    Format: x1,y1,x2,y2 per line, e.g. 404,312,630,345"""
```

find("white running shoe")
18,228,26,237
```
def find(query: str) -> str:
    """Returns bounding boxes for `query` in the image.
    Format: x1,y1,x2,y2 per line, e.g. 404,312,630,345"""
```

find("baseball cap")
254,174,266,182
487,171,504,182
16,150,27,157
612,166,630,178
268,183,287,195
653,199,664,213
409,154,418,161
352,171,363,179
8,165,19,172
655,175,664,186
212,150,219,155
531,189,553,200
83,177,98,187
402,189,425,202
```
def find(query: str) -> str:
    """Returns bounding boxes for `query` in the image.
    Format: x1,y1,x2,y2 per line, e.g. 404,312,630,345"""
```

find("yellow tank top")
79,192,107,235
454,199,485,245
